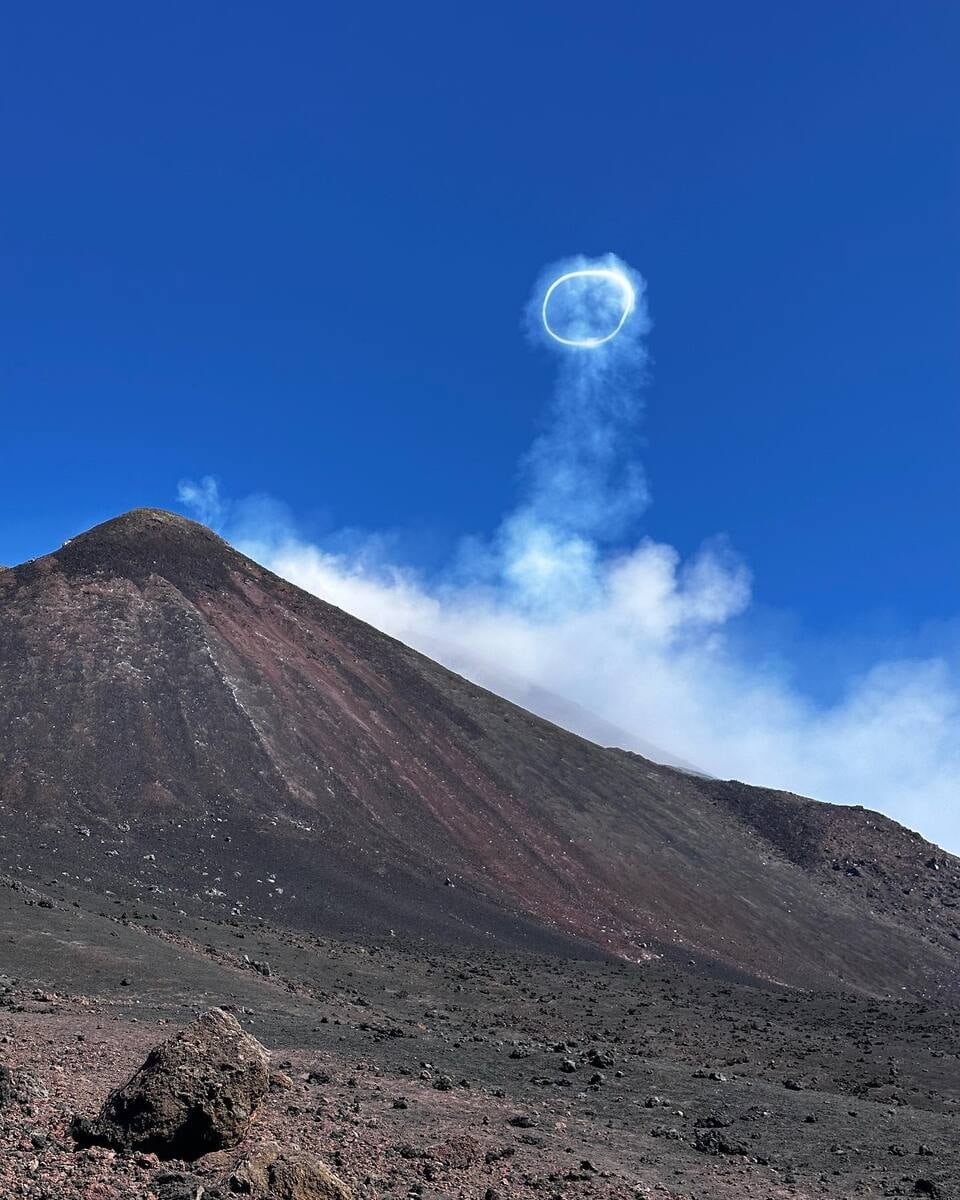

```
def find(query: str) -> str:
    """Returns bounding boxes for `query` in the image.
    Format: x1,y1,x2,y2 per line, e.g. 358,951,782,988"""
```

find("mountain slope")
1,508,957,997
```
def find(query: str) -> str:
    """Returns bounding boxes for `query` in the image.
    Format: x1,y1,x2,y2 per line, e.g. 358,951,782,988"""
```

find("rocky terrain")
1,909,958,1199
1,509,958,1197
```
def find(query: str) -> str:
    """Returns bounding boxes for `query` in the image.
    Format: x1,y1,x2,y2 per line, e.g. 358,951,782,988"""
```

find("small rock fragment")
229,1141,353,1199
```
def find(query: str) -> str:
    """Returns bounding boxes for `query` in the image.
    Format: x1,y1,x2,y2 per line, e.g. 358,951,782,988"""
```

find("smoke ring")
541,267,636,347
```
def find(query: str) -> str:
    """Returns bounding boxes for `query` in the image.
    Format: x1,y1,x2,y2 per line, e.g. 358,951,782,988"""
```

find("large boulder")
228,1142,353,1199
72,1007,270,1159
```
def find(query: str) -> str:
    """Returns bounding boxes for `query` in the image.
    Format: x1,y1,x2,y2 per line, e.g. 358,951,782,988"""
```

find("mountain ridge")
1,508,957,998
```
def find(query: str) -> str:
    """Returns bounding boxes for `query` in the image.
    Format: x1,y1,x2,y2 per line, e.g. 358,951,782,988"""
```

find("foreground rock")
229,1142,353,1199
0,1062,45,1108
72,1007,270,1159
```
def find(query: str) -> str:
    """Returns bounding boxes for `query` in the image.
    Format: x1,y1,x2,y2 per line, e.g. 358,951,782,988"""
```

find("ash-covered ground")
2,894,958,1199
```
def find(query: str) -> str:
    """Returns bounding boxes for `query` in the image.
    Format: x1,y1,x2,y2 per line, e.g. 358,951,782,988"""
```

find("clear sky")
3,4,959,841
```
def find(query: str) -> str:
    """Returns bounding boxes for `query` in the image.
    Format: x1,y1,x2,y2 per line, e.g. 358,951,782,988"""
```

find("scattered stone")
695,1111,733,1129
155,1170,226,1200
694,1128,749,1156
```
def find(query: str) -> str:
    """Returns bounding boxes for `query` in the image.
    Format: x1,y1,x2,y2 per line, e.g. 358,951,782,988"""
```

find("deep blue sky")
3,3,958,656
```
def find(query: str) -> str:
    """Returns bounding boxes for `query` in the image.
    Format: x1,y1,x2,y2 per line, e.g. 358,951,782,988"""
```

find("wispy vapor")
176,476,225,530
520,255,651,542
178,255,960,852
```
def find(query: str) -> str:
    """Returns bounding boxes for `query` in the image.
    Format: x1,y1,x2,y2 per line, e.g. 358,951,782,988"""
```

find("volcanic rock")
694,1127,749,1156
228,1141,352,1199
0,1063,44,1108
155,1171,228,1200
71,1007,269,1159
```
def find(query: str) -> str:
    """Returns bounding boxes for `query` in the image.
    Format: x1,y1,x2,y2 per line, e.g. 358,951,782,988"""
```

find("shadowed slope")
1,509,957,996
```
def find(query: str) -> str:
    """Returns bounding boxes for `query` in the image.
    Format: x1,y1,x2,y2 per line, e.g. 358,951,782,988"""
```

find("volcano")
1,508,957,998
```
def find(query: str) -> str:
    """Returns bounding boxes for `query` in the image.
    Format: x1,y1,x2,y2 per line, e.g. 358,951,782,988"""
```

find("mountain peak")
50,507,236,588
75,506,215,539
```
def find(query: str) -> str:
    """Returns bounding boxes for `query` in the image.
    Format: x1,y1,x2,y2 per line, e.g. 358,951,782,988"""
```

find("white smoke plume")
175,476,224,529
178,255,960,852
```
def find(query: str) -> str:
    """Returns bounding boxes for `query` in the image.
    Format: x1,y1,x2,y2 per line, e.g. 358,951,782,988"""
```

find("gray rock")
155,1171,227,1200
694,1128,749,1156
